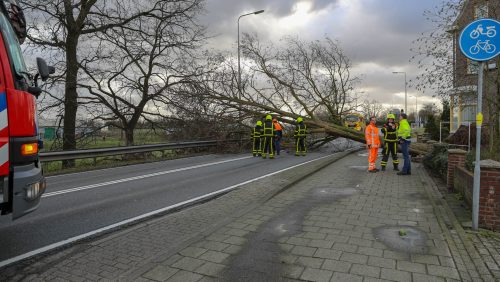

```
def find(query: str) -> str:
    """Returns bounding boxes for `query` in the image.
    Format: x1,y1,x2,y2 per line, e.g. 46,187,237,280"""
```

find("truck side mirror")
36,57,50,81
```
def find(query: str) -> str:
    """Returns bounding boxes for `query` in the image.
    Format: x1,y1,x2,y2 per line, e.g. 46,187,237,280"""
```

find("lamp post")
392,71,407,114
410,94,418,126
237,10,264,117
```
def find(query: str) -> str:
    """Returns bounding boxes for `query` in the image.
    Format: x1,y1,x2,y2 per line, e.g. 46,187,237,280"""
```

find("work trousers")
252,137,261,156
381,142,399,168
274,135,281,155
401,140,411,173
368,146,379,171
262,136,274,158
295,137,306,156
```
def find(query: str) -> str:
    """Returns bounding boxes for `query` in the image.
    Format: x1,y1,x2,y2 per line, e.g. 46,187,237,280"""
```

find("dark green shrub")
423,143,449,180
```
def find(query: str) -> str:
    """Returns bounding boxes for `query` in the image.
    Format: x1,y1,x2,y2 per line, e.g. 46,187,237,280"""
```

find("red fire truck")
0,0,52,219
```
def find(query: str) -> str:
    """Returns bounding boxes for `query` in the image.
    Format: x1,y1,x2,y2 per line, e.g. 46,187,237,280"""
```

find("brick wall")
454,166,474,207
479,160,500,231
447,149,467,191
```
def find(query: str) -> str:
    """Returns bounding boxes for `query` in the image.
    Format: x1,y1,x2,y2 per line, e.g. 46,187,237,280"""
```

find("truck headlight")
25,179,46,201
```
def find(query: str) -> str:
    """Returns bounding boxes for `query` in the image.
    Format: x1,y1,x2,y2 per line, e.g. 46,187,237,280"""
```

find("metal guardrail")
40,140,242,162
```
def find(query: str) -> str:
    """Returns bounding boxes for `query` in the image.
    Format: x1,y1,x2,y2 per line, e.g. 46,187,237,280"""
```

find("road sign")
459,18,500,61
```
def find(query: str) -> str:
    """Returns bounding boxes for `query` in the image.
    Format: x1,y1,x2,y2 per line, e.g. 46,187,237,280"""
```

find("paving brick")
198,250,230,264
296,256,324,268
380,268,411,282
332,243,358,253
194,262,225,277
171,257,205,272
300,267,333,282
308,239,334,249
396,260,426,274
283,265,305,279
339,252,368,264
331,271,363,282
358,246,383,257
179,247,208,258
368,256,396,268
142,265,179,281
223,236,246,246
427,265,461,280
165,270,203,282
350,263,380,278
291,246,317,256
313,248,342,260
412,273,446,282
321,259,352,273
412,254,440,265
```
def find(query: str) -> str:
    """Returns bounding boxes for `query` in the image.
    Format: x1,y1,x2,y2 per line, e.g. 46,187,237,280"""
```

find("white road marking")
43,156,253,197
0,153,335,268
45,154,220,179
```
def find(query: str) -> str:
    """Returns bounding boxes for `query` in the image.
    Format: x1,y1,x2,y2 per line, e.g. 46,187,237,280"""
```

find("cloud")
200,0,444,110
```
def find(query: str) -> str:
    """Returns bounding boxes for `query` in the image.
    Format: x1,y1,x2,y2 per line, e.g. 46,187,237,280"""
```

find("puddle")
349,165,369,171
358,153,383,157
373,226,428,255
222,186,357,281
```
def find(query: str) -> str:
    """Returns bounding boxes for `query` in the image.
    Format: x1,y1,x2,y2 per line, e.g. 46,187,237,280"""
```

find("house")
447,0,499,133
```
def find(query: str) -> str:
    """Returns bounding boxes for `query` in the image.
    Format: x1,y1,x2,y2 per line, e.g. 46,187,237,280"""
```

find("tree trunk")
62,34,80,168
125,127,134,146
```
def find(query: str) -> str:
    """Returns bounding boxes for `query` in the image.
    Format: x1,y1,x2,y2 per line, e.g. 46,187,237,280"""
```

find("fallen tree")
190,35,428,155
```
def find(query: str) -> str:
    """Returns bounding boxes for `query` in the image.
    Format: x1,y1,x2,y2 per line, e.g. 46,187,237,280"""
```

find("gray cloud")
200,0,443,110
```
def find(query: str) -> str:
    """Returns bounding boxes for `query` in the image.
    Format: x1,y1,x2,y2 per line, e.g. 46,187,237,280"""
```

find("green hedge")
423,143,449,180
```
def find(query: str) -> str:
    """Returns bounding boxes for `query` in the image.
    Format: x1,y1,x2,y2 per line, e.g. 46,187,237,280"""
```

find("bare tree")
76,0,206,145
21,0,189,165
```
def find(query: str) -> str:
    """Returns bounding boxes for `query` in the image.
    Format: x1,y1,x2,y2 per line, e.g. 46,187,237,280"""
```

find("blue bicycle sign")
459,18,500,61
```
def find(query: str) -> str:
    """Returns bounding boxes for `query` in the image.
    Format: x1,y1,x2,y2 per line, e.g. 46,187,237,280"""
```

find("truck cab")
0,0,50,219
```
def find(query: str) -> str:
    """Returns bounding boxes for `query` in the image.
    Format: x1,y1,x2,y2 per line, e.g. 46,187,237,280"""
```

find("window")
474,3,488,19
467,59,479,74
0,11,29,90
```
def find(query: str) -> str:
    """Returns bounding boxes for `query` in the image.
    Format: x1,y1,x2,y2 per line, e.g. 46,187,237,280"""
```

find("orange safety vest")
365,123,380,146
273,121,283,131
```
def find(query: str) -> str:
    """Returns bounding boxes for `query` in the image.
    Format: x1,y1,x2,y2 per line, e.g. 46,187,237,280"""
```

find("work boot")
270,155,274,159
381,166,386,171
295,152,299,156
302,153,306,156
253,153,257,157
262,154,267,159
393,164,399,171
368,169,378,173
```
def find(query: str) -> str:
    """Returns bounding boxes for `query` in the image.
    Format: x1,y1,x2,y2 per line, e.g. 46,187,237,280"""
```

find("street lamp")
237,10,264,111
392,71,407,114
410,94,418,126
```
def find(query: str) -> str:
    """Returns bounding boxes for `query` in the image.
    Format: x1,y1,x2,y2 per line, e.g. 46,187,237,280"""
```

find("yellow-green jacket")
397,119,411,140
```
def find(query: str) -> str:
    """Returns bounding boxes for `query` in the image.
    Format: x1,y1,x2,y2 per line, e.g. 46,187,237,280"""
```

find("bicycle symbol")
469,40,496,54
470,24,496,39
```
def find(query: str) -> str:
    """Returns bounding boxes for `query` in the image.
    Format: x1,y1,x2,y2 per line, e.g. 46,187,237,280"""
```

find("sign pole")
472,61,483,231
458,18,499,230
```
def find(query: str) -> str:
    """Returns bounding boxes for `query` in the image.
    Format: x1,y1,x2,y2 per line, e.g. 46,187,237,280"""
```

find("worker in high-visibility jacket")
365,116,381,172
261,115,275,159
380,113,399,171
252,120,263,157
294,116,307,156
273,118,283,155
397,113,412,175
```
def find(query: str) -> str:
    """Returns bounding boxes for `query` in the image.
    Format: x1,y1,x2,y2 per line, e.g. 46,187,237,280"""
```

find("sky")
199,0,444,113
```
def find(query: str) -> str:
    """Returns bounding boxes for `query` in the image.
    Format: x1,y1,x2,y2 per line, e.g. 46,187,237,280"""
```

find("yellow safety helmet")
296,116,303,123
265,114,272,120
256,120,262,126
387,113,395,120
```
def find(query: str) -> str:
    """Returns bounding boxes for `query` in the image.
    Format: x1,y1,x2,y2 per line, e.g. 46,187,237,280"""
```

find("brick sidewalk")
2,151,498,281
132,152,496,282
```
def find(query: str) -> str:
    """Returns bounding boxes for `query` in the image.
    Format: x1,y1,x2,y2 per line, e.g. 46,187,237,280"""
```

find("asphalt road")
0,151,334,263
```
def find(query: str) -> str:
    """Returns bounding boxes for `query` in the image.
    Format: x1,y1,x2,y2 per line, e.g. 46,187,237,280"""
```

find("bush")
423,143,449,179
